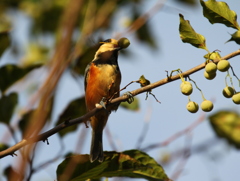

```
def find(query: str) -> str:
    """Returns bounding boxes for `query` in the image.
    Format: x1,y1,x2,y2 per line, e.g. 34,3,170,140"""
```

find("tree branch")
0,49,239,159
118,49,240,98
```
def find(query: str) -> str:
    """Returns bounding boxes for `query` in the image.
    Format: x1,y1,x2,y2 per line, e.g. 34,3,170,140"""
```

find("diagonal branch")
115,0,166,39
0,49,240,159
10,1,85,180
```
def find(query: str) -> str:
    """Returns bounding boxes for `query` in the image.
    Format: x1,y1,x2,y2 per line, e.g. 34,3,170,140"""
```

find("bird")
84,38,123,162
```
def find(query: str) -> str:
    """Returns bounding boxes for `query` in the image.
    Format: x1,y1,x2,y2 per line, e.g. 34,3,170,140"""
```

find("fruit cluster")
171,68,214,113
180,79,214,113
204,52,240,105
204,59,230,80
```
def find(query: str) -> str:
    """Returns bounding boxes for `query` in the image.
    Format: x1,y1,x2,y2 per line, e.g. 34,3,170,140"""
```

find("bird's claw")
99,97,107,109
96,97,109,112
124,91,134,104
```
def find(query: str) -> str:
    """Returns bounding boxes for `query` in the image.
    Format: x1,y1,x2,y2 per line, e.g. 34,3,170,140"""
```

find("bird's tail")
90,130,104,162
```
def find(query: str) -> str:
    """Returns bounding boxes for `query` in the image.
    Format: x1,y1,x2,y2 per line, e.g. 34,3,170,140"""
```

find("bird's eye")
103,39,111,43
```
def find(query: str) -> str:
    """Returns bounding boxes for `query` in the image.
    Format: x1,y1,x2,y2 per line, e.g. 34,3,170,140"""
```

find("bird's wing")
84,62,91,91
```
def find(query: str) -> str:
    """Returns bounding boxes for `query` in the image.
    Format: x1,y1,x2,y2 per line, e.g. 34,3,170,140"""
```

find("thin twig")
0,107,100,158
115,0,166,38
32,140,65,174
7,125,18,144
26,144,37,181
230,66,240,87
141,113,206,152
135,105,153,149
109,80,138,102
171,133,192,180
149,92,161,103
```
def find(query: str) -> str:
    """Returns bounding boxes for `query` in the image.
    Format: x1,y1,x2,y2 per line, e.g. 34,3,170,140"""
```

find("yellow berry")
118,37,130,49
217,60,230,72
222,86,235,98
232,92,240,104
205,62,217,74
186,101,199,113
180,81,191,88
180,81,193,96
201,100,214,112
204,71,216,80
209,52,220,60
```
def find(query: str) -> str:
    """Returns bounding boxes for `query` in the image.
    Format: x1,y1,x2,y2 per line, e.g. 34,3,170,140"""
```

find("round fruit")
222,86,235,98
232,92,240,104
180,81,193,95
205,62,217,74
209,52,220,60
118,37,130,49
180,81,191,88
217,60,230,72
201,100,214,112
186,101,199,113
204,71,216,80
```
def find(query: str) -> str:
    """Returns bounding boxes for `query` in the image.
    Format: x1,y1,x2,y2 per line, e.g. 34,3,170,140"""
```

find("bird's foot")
95,97,107,109
124,91,134,104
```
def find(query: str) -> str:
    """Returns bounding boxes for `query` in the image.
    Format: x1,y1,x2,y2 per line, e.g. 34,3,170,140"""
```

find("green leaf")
179,14,208,50
226,30,240,45
209,111,240,149
136,23,158,49
32,3,63,33
21,43,49,66
0,64,42,93
200,0,240,30
57,150,170,181
0,143,9,152
120,97,140,111
0,92,18,125
55,97,86,137
134,11,157,49
0,31,11,57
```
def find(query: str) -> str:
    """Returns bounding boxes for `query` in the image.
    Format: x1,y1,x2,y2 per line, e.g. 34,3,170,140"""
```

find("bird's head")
93,38,130,62
98,39,120,53
93,39,120,61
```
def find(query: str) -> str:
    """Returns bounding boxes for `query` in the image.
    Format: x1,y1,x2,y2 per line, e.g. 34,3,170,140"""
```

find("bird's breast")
85,63,121,110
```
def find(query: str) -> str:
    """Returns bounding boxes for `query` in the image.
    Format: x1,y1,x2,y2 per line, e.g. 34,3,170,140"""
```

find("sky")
1,0,240,181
